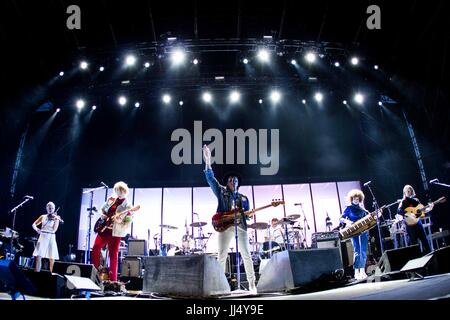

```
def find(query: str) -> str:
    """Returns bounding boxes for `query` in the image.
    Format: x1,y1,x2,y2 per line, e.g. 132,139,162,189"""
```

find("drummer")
264,218,285,244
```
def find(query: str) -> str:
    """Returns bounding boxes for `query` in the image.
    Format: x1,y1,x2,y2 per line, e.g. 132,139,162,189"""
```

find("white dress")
32,215,59,259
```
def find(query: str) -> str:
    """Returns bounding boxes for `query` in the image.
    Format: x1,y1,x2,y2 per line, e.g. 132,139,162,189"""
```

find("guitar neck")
244,204,273,215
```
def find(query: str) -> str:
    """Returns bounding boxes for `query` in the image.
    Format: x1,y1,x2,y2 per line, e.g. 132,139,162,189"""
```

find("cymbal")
277,218,294,225
159,224,178,230
286,214,300,220
249,222,269,230
190,222,207,227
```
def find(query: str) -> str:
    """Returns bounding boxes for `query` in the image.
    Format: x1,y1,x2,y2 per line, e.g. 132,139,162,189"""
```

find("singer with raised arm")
92,181,140,281
396,185,433,254
202,144,257,293
339,189,369,281
32,202,60,272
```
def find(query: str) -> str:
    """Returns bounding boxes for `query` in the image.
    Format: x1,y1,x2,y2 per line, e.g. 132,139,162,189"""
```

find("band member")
264,218,285,244
396,185,433,254
340,189,369,280
203,144,257,293
32,202,60,272
92,181,134,282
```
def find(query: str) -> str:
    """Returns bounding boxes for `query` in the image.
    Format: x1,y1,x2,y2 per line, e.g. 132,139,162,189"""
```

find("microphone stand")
8,197,32,260
432,181,450,188
83,185,107,264
365,183,384,255
232,197,242,291
300,204,310,249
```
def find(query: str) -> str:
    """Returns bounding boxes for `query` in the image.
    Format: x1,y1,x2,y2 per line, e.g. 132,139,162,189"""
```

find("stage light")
229,91,241,103
162,94,171,104
291,59,297,65
144,62,151,68
258,99,263,104
56,108,61,113
99,66,105,72
257,49,270,63
92,105,97,110
76,99,85,109
334,62,340,67
135,102,140,108
343,100,348,105
305,52,316,63
354,93,364,104
243,58,249,64
302,99,306,104
351,57,359,65
125,55,137,66
374,65,379,70
378,101,383,106
59,71,64,77
202,92,212,103
179,101,184,106
270,91,281,103
193,58,199,65
118,96,127,106
314,92,323,103
80,61,88,70
171,49,186,65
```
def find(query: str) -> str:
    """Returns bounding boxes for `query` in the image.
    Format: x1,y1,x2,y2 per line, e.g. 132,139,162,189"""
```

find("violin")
48,207,64,224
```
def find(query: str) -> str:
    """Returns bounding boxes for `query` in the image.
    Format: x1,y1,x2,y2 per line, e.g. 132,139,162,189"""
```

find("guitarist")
203,144,257,293
92,181,133,282
396,185,433,254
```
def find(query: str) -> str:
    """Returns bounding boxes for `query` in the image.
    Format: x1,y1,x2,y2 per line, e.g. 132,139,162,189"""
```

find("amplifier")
121,256,143,278
311,231,340,248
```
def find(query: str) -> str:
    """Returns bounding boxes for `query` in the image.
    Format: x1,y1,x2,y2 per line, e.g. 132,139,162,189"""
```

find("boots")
359,268,368,280
354,268,360,280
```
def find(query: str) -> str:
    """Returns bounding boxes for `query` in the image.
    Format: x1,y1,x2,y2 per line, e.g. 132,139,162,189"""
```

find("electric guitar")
212,199,284,232
94,205,141,234
403,197,446,226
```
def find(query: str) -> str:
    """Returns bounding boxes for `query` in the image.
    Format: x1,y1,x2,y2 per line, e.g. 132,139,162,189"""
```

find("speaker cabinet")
53,261,100,288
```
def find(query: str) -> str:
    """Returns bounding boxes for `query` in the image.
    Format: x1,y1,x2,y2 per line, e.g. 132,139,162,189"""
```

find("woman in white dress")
32,202,60,272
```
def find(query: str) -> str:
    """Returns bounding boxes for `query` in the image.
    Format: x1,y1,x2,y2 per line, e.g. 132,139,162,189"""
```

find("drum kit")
0,227,24,260
156,217,212,256
248,214,305,260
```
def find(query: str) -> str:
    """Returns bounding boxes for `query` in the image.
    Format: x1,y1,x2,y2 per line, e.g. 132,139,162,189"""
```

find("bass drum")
259,241,283,259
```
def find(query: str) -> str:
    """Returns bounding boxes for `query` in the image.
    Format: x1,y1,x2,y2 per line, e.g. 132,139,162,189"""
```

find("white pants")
217,226,255,284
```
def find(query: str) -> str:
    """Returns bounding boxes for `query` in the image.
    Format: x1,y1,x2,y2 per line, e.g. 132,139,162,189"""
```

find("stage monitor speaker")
20,269,65,298
377,245,422,274
401,246,450,276
53,261,100,288
143,255,231,297
0,260,36,296
256,248,343,293
128,239,148,256
121,256,143,277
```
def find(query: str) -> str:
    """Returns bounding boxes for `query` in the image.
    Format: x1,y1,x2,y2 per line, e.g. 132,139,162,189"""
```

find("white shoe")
359,268,368,280
249,281,257,294
354,268,360,280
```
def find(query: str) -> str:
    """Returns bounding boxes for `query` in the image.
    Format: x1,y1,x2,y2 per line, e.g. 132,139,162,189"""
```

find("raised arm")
203,144,222,198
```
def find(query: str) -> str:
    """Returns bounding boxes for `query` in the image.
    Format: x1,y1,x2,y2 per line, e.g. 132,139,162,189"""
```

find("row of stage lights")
63,91,383,113
57,48,379,77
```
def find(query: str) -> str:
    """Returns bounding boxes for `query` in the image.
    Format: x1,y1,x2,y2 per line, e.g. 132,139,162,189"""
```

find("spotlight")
305,52,316,63
302,99,306,104
179,101,184,106
374,65,379,70
162,94,171,104
378,101,383,106
92,105,97,110
229,91,241,103
171,49,186,65
56,108,61,113
351,57,359,65
258,99,263,104
314,92,323,103
134,102,140,108
193,59,199,65
354,93,364,104
144,62,151,68
343,100,348,105
99,66,105,72
59,71,64,77
76,99,85,109
243,58,249,64
118,96,127,106
291,59,297,65
202,92,212,103
125,55,137,66
334,62,340,67
80,61,88,70
270,91,281,103
257,49,270,63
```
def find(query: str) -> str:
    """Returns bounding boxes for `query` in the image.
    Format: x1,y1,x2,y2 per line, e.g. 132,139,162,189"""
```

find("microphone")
101,182,109,188
294,203,303,206
24,195,34,200
430,178,439,184
363,181,372,187
193,212,199,216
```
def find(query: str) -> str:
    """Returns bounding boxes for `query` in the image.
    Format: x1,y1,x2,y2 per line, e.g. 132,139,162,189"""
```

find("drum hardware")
249,222,269,230
159,224,178,230
190,222,207,227
286,214,300,220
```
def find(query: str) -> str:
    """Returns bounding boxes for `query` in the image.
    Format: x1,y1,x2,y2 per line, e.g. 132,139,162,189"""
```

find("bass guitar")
94,205,141,234
212,200,284,232
404,197,446,226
